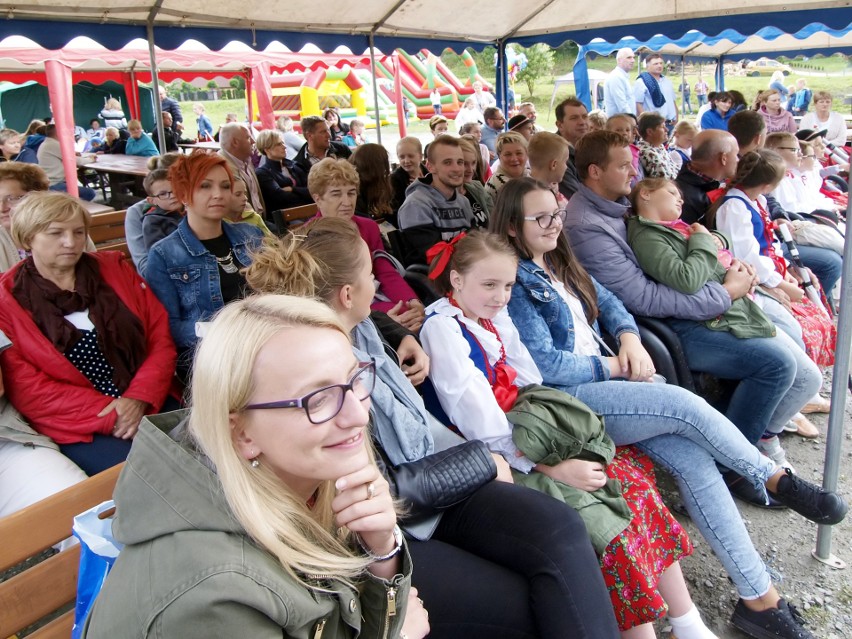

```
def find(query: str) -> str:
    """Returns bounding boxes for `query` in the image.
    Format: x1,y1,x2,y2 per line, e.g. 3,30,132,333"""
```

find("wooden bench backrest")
0,463,124,639
271,203,319,237
283,203,318,224
88,210,127,245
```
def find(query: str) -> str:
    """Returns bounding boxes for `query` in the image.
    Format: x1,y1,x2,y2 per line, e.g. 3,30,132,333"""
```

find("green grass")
177,99,246,135
181,52,852,135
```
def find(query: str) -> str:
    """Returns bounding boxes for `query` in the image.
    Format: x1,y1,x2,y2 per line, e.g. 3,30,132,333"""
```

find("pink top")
316,212,419,313
661,219,734,268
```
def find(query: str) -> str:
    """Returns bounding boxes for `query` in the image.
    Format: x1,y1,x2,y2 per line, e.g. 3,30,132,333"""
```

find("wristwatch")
358,524,403,561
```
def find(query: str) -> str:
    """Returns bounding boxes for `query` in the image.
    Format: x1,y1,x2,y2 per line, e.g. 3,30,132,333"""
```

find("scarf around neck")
639,72,666,108
12,254,147,392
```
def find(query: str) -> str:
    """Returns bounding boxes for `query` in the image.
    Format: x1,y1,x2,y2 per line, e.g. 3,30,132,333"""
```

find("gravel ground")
654,373,852,639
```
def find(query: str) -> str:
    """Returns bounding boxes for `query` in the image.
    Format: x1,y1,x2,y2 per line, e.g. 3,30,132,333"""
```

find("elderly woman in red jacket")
0,192,176,475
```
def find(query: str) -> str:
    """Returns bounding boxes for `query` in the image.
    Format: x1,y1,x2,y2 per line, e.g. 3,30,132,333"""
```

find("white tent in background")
549,69,609,113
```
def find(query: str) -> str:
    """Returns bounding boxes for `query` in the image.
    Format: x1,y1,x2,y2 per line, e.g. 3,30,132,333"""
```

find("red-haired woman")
144,154,264,369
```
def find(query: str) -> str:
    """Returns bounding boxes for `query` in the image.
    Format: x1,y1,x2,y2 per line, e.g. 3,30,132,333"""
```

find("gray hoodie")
398,176,473,265
564,183,731,320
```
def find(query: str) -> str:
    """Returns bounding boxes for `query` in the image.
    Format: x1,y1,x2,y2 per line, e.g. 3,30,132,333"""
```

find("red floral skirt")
790,298,836,367
600,447,693,631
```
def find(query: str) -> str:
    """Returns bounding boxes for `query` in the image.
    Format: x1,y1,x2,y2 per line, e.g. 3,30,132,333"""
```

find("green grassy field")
181,52,851,135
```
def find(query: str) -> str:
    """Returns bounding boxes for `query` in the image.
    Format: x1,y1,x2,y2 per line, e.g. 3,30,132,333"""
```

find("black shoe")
731,598,814,639
724,471,786,509
768,468,848,525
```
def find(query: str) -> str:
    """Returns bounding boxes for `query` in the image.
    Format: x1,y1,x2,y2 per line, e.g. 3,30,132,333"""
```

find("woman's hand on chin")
332,463,397,557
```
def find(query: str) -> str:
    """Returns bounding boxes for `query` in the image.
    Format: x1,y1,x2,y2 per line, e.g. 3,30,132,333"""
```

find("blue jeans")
562,381,775,484
49,182,96,201
757,294,804,349
784,244,842,303
557,380,775,599
636,435,772,599
669,320,820,443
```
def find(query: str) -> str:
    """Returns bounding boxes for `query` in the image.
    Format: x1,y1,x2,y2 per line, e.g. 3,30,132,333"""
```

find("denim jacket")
144,217,263,349
508,258,639,388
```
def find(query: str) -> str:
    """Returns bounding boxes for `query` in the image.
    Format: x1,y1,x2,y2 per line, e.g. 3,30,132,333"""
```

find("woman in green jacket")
83,295,425,639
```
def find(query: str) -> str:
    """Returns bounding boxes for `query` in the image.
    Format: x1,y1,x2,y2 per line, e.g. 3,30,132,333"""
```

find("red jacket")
0,252,177,444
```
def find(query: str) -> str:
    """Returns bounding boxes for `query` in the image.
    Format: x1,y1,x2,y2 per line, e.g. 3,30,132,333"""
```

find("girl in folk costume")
707,149,835,440
420,230,715,638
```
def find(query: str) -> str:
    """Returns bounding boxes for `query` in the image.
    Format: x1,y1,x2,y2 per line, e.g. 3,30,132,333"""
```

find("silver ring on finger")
366,482,376,500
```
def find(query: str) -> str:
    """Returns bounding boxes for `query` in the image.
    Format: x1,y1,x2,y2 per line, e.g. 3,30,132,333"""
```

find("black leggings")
408,481,619,639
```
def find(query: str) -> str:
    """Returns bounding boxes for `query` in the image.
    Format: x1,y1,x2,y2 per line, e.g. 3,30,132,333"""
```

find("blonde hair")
459,135,487,183
764,132,798,152
307,158,359,198
245,217,365,304
396,136,422,156
127,119,142,131
11,191,91,250
527,132,569,171
429,115,449,132
188,294,371,585
105,98,122,111
255,129,283,155
495,131,527,155
587,110,607,131
672,121,697,138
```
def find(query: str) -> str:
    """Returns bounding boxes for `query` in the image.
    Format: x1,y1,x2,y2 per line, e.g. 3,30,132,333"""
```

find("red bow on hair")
426,232,467,280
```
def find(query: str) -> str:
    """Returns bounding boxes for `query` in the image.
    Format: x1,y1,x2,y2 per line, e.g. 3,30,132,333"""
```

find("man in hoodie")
398,136,473,266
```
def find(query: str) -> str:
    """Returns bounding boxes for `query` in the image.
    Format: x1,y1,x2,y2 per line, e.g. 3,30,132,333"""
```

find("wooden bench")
89,209,129,258
0,463,123,639
271,203,318,235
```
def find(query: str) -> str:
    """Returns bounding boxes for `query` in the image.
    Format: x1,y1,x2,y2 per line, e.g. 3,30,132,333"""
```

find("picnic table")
178,141,220,152
80,200,115,215
82,154,150,207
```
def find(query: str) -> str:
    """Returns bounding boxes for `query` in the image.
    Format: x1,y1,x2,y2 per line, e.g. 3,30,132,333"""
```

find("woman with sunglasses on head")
243,216,620,639
83,294,427,639
143,153,264,376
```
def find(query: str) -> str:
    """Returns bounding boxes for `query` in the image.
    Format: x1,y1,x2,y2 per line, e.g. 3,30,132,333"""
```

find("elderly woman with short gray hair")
0,191,176,475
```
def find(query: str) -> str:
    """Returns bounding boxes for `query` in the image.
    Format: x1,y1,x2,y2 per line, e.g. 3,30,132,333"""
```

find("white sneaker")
758,436,796,474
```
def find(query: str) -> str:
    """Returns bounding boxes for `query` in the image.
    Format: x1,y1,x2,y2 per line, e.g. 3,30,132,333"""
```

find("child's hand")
689,222,710,235
536,459,607,492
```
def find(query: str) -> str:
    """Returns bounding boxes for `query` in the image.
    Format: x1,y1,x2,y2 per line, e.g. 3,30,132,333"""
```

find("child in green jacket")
626,178,775,339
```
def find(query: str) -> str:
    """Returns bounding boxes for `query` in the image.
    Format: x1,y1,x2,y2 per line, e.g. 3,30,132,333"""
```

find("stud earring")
250,451,260,468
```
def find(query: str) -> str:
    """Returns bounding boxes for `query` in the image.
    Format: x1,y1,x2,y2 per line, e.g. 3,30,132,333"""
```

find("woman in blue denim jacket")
144,154,263,359
491,178,846,638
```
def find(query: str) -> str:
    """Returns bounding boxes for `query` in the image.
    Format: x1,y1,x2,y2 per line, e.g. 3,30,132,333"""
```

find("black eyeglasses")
524,208,567,229
153,191,174,199
777,147,803,156
244,359,376,424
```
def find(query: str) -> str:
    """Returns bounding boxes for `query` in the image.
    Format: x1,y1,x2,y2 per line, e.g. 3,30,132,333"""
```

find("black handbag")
379,440,497,520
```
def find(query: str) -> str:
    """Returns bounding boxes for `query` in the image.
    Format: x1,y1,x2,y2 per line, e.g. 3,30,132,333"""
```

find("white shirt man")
604,48,636,116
